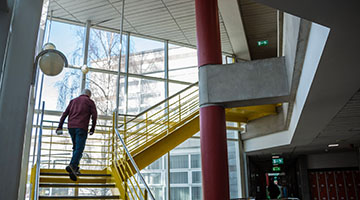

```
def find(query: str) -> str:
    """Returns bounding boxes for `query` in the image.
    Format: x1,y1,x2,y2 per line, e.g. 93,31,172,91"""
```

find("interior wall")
307,151,358,169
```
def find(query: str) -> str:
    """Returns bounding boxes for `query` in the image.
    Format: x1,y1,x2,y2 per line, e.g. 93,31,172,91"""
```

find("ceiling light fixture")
328,143,339,148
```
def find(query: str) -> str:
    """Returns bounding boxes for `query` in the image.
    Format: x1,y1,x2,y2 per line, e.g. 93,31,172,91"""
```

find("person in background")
56,89,97,181
268,179,281,199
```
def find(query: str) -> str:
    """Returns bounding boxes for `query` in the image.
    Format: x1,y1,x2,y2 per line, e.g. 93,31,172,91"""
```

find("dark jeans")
68,128,87,169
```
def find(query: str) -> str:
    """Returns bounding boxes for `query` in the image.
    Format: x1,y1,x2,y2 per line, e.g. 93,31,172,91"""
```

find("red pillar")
195,0,230,199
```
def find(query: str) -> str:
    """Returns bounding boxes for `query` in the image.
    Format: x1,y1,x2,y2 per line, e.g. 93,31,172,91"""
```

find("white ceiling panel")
49,0,234,54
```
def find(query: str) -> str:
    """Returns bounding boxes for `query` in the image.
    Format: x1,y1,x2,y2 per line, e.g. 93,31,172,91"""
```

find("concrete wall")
244,15,330,152
0,0,43,199
0,0,12,86
199,57,289,108
307,152,358,169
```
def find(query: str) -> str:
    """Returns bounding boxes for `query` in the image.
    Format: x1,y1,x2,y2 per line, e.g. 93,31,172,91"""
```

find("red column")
195,0,230,199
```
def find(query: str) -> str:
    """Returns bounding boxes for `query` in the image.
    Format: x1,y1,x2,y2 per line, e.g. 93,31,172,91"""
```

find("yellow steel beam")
108,164,127,199
39,176,113,184
129,111,199,156
133,115,200,170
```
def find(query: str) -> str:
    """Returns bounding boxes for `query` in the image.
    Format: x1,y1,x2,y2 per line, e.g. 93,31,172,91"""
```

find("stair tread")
40,183,116,187
39,195,120,199
40,177,113,184
40,172,111,177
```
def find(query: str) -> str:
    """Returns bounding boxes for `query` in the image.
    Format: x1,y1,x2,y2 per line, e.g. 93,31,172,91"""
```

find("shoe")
65,165,77,181
76,169,81,176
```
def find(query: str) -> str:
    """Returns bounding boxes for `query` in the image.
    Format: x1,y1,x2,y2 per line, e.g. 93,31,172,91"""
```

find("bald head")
82,89,92,97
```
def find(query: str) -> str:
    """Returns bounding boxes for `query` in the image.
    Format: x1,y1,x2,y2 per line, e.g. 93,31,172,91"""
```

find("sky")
40,21,166,111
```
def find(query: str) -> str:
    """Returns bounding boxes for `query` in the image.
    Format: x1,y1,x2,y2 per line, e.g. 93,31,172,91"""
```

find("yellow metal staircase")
30,83,279,200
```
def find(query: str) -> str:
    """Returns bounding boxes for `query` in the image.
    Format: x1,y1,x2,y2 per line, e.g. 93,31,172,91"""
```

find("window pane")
48,68,82,111
192,187,202,200
170,155,188,169
169,82,188,96
169,44,198,83
43,21,85,112
88,28,126,71
47,21,84,66
170,172,188,184
192,171,201,184
150,187,163,200
191,154,201,168
142,173,162,185
228,141,240,198
170,187,189,200
86,72,121,115
129,36,164,78
127,77,165,114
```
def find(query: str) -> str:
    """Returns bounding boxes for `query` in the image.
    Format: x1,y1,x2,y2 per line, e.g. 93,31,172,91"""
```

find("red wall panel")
344,170,356,200
326,171,337,200
309,171,320,200
335,171,347,200
309,169,360,200
318,171,328,200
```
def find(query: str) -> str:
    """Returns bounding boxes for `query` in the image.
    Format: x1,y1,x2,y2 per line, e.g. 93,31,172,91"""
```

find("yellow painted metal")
134,114,199,170
30,164,36,200
40,168,109,174
225,104,279,122
34,82,281,200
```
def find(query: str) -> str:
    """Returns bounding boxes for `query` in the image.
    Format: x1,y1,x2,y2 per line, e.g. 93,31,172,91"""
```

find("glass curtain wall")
30,19,240,199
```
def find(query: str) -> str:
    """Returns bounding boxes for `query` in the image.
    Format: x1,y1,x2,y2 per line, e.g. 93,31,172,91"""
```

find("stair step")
40,176,113,184
39,196,120,199
40,172,111,177
39,183,116,188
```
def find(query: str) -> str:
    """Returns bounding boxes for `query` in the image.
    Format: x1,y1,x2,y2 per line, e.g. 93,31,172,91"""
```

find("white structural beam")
244,15,330,152
218,0,251,60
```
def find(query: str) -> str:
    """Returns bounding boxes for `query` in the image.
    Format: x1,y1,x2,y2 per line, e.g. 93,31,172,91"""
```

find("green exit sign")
272,158,284,165
257,40,268,46
273,166,281,171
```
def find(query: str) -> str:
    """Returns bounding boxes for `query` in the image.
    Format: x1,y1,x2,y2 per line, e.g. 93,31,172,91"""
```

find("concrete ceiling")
245,0,360,156
238,0,278,60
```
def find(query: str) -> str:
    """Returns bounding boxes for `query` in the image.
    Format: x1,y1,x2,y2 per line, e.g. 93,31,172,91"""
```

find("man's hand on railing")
56,128,63,135
89,128,94,135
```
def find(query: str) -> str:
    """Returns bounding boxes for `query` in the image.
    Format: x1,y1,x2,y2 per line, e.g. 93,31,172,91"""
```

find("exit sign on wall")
257,40,268,46
272,158,284,165
273,167,281,171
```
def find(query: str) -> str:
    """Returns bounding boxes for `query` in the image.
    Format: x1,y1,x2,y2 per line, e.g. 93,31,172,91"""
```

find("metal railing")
110,82,199,200
31,101,45,200
111,125,156,200
119,82,199,153
34,119,113,170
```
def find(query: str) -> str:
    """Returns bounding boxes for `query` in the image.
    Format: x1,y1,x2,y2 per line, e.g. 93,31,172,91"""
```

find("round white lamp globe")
43,43,56,50
39,52,65,76
81,64,89,74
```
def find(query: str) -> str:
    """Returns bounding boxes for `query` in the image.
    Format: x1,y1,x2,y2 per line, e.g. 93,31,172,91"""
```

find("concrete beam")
242,103,287,140
0,0,8,12
244,17,330,152
0,0,43,199
218,0,251,60
199,56,289,108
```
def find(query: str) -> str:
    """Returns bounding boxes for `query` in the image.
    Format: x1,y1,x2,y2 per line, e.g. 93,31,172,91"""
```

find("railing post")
145,112,148,142
48,122,53,169
112,112,116,162
33,101,45,200
167,99,170,134
178,94,181,122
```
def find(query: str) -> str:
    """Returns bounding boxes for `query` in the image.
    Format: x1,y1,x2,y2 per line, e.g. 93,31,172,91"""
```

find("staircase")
30,82,279,200
35,169,119,199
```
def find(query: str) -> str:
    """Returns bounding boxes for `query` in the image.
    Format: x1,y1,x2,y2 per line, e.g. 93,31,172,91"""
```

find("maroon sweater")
58,95,97,132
